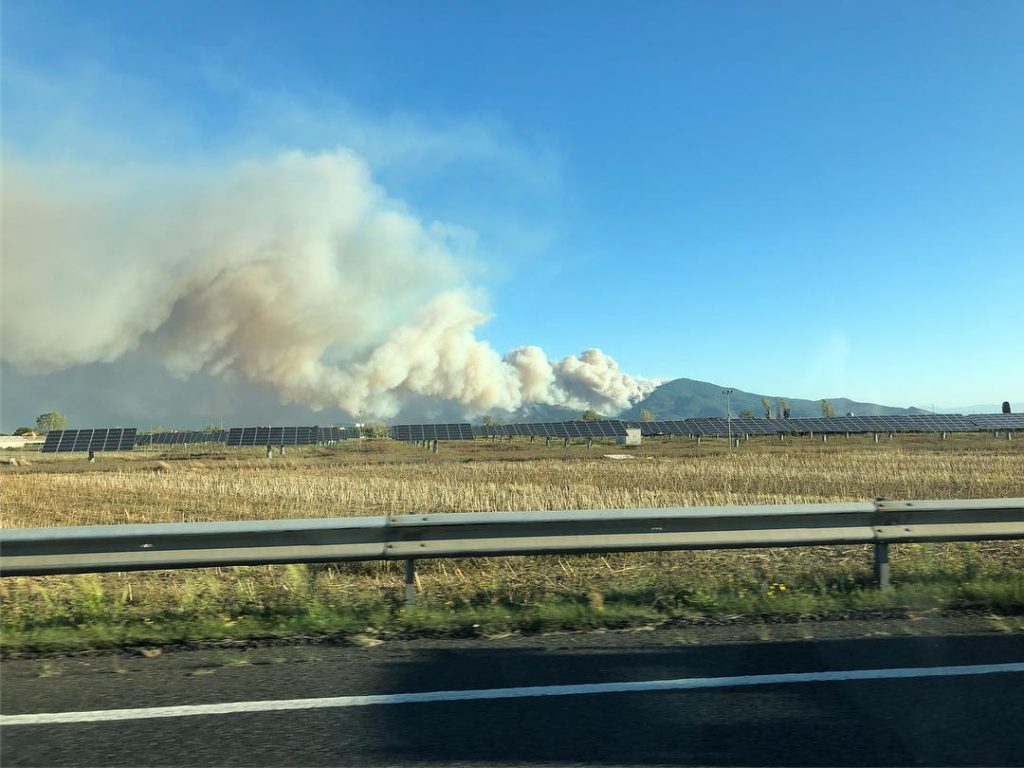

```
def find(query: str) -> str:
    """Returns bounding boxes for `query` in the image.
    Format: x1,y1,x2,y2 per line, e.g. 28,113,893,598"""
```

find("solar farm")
29,412,1022,461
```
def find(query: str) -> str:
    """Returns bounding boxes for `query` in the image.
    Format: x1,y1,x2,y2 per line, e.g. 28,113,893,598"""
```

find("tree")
821,399,835,418
777,398,790,419
739,409,754,419
1003,401,1012,414
581,410,606,421
638,408,655,422
761,397,772,419
35,412,66,434
13,426,34,436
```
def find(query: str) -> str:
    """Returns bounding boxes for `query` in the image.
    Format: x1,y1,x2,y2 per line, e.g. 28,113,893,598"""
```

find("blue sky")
2,0,1022,422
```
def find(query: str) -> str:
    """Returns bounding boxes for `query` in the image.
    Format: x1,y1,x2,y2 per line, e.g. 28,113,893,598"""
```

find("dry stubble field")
2,433,1023,650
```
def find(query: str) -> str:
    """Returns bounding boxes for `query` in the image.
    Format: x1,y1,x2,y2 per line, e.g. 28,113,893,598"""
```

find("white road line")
3,662,1023,726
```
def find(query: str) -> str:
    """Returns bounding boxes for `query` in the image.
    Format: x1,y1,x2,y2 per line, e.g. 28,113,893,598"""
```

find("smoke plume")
1,150,656,418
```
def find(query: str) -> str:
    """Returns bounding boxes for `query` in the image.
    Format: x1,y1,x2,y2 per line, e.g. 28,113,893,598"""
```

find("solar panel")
393,412,1021,447
484,421,632,440
388,423,475,441
226,427,319,447
618,413,1024,438
661,420,688,436
728,418,777,435
559,420,629,438
970,414,1024,429
731,414,1000,435
40,428,137,453
683,418,732,437
139,430,227,445
657,420,690,436
317,426,359,442
898,414,975,432
526,422,563,438
937,416,984,431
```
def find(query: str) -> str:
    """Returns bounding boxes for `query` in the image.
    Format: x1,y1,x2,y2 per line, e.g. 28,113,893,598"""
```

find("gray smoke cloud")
1,149,656,418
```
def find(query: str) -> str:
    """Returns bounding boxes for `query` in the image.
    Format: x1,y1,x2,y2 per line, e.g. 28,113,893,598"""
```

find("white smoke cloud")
1,149,655,418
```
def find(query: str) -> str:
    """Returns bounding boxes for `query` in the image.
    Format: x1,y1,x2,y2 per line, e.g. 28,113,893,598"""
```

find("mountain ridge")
620,378,926,420
501,377,929,423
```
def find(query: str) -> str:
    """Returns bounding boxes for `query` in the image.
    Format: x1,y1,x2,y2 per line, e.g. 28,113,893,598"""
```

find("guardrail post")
404,559,417,607
874,543,891,590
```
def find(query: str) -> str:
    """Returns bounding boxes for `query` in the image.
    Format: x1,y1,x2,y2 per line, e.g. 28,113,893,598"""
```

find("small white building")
617,427,642,446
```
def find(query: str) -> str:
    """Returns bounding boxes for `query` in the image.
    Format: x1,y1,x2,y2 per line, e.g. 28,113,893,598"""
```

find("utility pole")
722,389,734,447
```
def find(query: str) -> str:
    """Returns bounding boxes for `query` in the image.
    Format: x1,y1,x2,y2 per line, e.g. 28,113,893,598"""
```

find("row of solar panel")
627,413,1024,437
393,421,629,441
472,420,632,439
44,426,361,452
388,423,476,441
225,427,320,446
38,413,1023,453
224,426,360,446
139,427,361,446
970,414,1024,427
42,429,138,453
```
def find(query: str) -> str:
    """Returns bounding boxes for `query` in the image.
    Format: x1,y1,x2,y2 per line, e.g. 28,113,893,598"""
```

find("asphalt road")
3,624,1024,766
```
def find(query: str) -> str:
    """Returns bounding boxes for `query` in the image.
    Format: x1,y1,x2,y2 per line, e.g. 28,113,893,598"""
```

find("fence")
2,497,1023,601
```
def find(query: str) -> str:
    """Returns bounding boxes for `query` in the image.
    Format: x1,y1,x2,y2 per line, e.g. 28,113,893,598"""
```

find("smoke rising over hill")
1,150,655,418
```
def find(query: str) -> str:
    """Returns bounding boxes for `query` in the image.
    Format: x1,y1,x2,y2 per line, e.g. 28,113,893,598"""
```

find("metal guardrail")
2,498,1023,594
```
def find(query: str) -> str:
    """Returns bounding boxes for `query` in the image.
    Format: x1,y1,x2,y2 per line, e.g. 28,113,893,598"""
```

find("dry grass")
2,436,1023,651
4,440,1023,527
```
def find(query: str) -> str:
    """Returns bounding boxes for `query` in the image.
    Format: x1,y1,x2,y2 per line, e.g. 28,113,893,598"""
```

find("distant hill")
619,378,926,420
473,377,930,425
